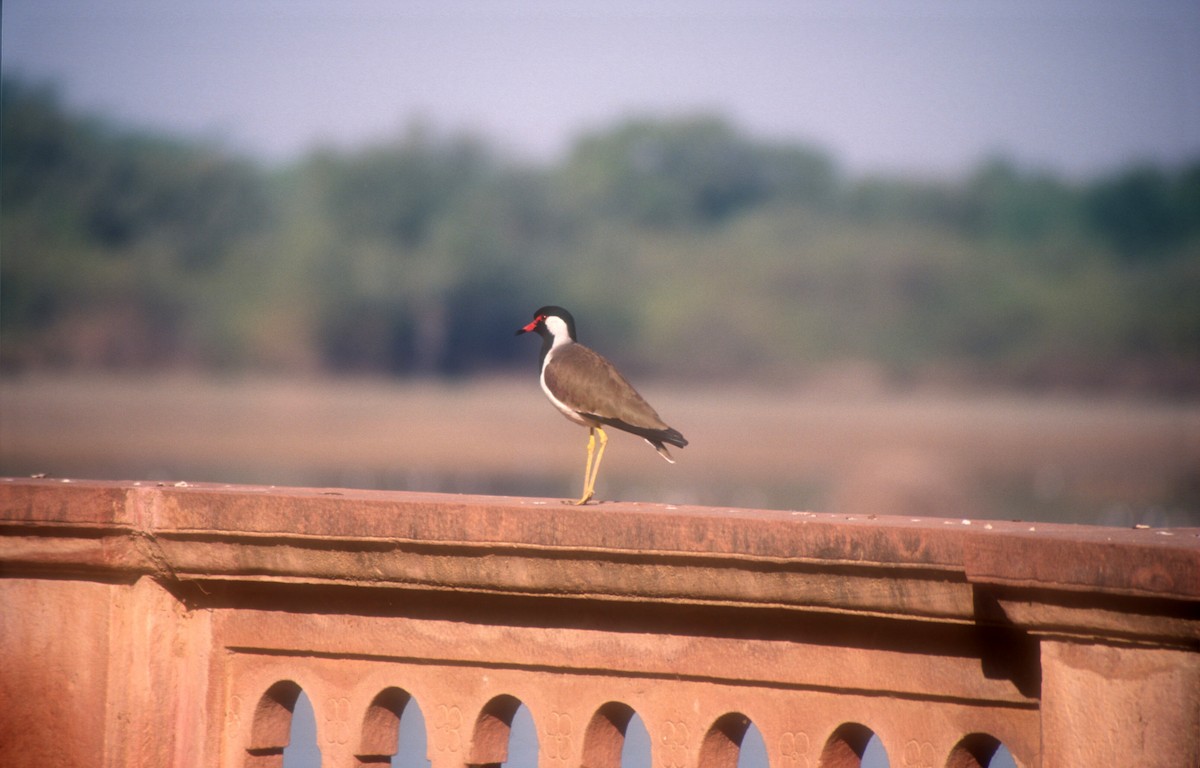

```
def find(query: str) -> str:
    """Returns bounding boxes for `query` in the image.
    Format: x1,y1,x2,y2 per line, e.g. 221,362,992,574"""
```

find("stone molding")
1,479,1197,767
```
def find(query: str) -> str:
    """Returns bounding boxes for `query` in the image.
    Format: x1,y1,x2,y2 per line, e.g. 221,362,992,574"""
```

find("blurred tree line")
3,75,1198,391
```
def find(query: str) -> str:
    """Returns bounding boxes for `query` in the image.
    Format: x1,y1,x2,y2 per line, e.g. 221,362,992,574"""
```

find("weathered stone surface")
1040,640,1200,768
1,478,1197,768
0,578,114,768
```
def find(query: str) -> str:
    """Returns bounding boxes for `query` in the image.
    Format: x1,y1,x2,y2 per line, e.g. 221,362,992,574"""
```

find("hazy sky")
4,0,1199,176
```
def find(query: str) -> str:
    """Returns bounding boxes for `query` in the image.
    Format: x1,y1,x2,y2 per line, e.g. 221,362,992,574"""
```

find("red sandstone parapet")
1,478,1197,768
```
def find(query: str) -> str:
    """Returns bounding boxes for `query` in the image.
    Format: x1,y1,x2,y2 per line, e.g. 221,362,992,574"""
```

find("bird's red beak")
516,316,542,335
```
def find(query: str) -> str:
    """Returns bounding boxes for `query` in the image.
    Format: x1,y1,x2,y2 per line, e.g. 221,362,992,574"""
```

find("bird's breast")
540,349,597,428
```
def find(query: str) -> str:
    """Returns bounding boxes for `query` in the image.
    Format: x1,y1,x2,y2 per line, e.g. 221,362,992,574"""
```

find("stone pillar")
0,578,116,768
103,576,213,767
1040,639,1200,767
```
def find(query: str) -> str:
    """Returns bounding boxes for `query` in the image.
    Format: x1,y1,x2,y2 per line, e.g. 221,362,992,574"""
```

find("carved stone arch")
359,686,418,763
469,694,526,767
699,712,753,768
945,732,1004,768
581,701,638,768
245,680,303,767
818,722,875,768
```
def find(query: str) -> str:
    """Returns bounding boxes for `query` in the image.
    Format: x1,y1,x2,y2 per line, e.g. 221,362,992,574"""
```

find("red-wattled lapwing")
516,306,687,505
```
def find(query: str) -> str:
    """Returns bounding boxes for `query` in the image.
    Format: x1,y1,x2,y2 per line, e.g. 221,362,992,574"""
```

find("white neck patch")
543,315,573,349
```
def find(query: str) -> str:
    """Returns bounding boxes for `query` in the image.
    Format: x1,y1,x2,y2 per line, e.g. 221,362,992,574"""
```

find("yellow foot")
567,491,594,505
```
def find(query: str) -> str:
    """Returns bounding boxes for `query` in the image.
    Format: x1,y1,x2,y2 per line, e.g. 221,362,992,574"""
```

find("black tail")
655,426,688,449
598,418,687,449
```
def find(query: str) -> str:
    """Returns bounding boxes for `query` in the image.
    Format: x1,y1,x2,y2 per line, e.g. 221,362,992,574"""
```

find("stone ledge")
2,478,1197,645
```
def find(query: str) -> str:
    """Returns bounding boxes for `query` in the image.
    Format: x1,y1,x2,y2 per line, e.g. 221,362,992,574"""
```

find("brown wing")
544,343,671,431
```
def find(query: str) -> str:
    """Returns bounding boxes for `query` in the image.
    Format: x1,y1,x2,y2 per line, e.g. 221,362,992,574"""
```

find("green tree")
961,157,1083,246
1086,165,1185,260
561,116,836,228
286,128,565,374
1,75,271,369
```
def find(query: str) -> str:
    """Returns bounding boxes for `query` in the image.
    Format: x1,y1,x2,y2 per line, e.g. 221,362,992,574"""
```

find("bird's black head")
515,305,577,341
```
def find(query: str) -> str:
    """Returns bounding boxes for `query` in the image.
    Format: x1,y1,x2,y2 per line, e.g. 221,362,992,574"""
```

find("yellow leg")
583,427,608,503
570,428,597,505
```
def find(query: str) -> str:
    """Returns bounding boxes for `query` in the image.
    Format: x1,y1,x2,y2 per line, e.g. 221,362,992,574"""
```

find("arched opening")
818,723,885,768
468,695,537,768
698,712,755,768
581,701,652,768
282,690,321,768
356,687,430,768
505,703,538,768
393,697,431,768
988,744,1017,768
946,734,1017,768
861,735,888,768
623,713,652,768
738,722,768,768
243,680,312,768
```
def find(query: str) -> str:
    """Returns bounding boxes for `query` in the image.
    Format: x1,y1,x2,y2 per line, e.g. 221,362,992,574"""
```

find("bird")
516,305,687,505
